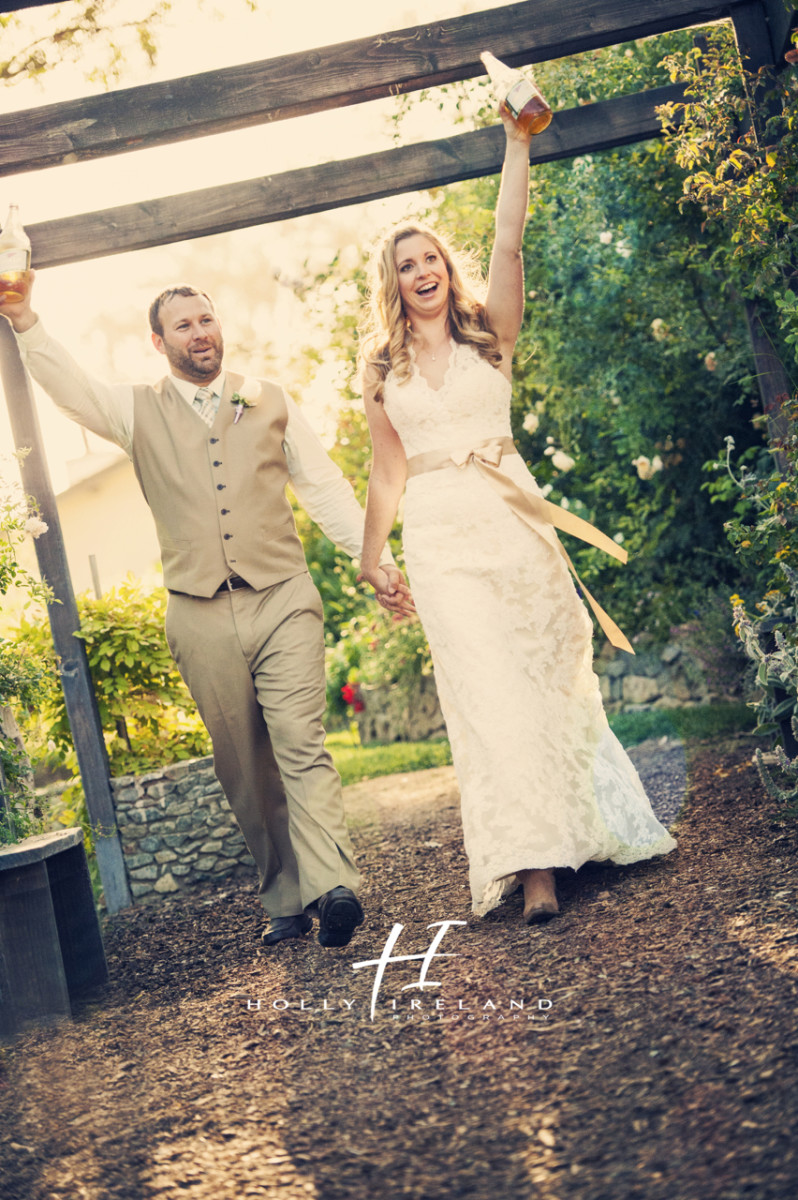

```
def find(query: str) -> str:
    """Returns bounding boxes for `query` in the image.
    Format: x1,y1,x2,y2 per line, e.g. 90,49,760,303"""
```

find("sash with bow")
405,436,633,655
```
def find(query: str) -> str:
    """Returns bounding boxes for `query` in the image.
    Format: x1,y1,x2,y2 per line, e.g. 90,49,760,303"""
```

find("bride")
357,102,676,926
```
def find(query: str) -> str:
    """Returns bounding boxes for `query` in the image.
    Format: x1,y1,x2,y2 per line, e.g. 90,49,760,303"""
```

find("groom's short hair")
148,284,216,337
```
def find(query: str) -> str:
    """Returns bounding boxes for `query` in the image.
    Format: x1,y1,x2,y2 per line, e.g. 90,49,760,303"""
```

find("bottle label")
0,249,30,273
505,78,536,119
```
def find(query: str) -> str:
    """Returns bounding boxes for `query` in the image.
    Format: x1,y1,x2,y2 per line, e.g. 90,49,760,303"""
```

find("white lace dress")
382,339,677,915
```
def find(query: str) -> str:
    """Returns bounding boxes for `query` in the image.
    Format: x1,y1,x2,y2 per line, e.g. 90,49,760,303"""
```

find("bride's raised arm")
485,109,533,362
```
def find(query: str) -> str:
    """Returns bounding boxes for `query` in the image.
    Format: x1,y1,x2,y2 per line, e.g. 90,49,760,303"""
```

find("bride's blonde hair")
359,222,502,399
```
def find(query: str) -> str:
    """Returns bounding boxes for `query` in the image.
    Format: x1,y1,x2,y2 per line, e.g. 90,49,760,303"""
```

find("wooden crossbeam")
1,0,747,178
26,84,684,270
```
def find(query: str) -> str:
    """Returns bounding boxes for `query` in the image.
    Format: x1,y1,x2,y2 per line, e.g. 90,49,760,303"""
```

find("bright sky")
0,0,510,489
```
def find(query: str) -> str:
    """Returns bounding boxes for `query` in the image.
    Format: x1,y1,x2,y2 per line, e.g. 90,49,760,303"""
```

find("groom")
2,277,408,948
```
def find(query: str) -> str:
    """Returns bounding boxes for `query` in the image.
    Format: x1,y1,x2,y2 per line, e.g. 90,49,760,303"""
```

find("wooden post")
731,2,795,461
744,300,792,467
762,0,798,61
0,318,131,914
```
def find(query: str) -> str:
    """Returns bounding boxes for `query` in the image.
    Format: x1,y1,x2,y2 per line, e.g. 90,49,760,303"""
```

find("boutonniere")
231,378,261,424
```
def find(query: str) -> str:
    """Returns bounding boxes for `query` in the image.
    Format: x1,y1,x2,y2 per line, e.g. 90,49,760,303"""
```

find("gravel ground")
1,733,796,1200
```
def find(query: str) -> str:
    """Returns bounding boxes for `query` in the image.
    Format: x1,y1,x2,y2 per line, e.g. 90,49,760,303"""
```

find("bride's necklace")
412,331,450,361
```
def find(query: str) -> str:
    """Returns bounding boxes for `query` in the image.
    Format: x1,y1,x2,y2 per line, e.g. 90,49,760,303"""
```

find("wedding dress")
382,338,677,915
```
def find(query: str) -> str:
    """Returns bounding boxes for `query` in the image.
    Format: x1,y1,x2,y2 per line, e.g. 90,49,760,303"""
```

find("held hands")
359,564,416,619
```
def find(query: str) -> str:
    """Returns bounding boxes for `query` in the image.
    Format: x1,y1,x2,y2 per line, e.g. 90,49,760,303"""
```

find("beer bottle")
0,204,32,303
480,50,552,135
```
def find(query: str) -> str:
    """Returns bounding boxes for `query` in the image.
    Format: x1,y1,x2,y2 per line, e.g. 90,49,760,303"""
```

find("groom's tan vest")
131,373,307,597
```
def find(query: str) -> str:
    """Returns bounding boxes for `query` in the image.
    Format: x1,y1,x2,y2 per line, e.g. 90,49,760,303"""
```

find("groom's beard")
163,333,224,381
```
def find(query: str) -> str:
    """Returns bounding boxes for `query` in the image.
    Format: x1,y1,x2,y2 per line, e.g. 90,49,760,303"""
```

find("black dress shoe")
317,887,364,948
261,914,312,946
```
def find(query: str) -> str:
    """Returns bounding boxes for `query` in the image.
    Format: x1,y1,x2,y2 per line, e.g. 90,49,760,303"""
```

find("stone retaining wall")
112,757,255,904
356,638,742,744
592,639,739,710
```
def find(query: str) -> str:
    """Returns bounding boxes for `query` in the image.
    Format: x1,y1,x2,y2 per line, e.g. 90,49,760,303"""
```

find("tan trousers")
165,572,360,916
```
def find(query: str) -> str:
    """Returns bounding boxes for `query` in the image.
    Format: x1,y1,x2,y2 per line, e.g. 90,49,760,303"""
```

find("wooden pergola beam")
0,0,749,178
25,83,685,269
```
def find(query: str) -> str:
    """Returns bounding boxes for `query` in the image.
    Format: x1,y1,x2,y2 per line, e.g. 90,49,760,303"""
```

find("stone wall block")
113,786,140,805
209,823,235,839
144,782,176,801
180,785,210,804
129,864,159,881
126,853,155,869
162,833,192,848
154,873,179,893
163,760,204,782
622,676,662,704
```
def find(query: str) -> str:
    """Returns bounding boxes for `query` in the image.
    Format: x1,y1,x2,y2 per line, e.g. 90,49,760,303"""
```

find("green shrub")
0,463,53,843
12,578,210,781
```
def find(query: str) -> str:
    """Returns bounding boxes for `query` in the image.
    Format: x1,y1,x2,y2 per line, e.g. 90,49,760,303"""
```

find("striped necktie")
193,386,218,427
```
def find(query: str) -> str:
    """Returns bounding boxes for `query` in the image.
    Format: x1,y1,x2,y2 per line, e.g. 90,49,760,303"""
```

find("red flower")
341,682,365,713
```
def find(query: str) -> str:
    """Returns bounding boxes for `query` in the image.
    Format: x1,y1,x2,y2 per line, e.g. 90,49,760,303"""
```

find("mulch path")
1,734,797,1200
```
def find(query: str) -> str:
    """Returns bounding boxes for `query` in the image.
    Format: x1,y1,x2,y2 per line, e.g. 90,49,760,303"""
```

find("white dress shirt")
15,318,388,564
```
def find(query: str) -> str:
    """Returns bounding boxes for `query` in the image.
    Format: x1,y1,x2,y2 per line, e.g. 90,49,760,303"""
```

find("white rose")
236,377,261,402
650,318,667,341
522,411,540,434
651,455,664,473
704,352,717,372
544,446,556,457
24,516,49,539
551,451,575,472
599,231,613,245
632,455,654,480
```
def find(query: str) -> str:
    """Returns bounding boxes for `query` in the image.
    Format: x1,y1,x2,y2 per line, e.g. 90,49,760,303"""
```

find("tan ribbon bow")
406,436,633,655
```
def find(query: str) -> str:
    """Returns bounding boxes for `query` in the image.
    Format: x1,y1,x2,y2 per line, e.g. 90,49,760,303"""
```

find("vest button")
217,484,226,490
220,508,230,515
210,437,219,444
223,533,233,540
213,460,222,467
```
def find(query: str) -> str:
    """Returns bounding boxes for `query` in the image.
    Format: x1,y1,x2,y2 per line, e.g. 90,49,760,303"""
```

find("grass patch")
608,701,755,748
327,703,756,785
327,730,452,787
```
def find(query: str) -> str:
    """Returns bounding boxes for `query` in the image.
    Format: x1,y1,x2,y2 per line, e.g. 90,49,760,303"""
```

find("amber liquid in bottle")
0,204,32,302
0,271,30,303
504,78,552,135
